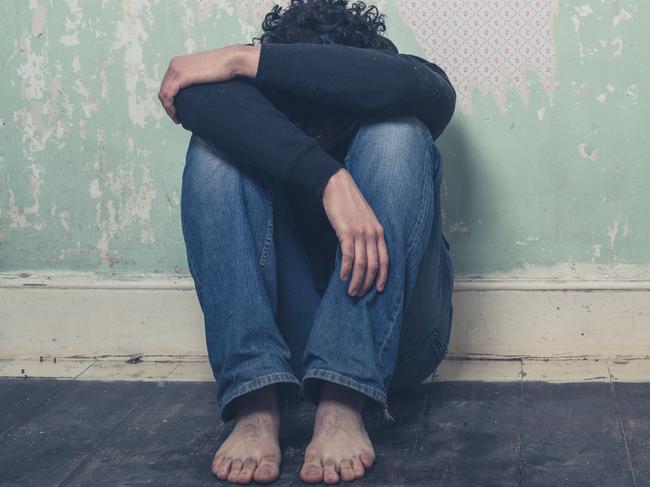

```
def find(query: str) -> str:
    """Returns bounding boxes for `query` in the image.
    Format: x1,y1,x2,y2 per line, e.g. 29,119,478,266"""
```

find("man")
158,0,455,483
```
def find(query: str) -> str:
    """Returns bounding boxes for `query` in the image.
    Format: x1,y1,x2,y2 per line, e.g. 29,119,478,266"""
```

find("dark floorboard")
520,382,635,487
613,382,650,486
0,379,69,438
60,382,222,487
408,382,522,487
0,379,647,486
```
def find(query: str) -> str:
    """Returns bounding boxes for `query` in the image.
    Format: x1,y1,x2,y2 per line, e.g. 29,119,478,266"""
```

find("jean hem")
219,372,301,423
301,368,387,408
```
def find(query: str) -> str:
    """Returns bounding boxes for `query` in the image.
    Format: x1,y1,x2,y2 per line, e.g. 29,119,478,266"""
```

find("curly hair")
252,0,398,53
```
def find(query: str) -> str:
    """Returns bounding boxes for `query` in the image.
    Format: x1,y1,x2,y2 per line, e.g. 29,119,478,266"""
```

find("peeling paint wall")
0,1,647,279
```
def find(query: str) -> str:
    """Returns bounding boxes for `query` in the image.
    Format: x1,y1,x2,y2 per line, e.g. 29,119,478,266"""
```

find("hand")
322,169,389,297
158,44,259,124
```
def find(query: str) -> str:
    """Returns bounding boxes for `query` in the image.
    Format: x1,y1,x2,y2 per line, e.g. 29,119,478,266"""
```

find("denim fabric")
180,115,454,422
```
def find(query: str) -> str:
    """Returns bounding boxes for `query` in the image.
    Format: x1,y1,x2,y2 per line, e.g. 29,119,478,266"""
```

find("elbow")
419,80,457,140
432,96,455,140
433,77,457,138
430,72,457,129
441,83,457,129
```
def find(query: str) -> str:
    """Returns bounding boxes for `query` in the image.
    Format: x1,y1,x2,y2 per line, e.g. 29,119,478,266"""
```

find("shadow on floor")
0,379,647,486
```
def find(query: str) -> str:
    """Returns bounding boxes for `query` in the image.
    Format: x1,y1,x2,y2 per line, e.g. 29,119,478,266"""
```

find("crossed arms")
159,42,456,197
158,42,456,297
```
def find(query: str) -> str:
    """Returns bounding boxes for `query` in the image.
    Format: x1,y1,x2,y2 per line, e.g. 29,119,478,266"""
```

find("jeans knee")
348,115,439,196
181,134,266,212
346,117,440,235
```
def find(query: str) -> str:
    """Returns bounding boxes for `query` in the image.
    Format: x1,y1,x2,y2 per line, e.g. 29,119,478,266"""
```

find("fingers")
348,236,367,296
158,58,182,124
339,232,355,282
360,232,379,295
376,228,389,292
158,84,180,124
328,173,389,297
340,223,389,297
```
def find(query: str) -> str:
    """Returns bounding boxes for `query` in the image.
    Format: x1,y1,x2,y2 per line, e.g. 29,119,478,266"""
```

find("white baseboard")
1,272,649,360
1,356,649,383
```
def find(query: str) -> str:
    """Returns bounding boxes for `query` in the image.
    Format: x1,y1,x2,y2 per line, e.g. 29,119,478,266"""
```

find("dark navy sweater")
175,42,456,294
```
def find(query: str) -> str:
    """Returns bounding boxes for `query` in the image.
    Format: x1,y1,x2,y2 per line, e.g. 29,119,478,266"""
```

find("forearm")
174,78,343,196
234,42,456,140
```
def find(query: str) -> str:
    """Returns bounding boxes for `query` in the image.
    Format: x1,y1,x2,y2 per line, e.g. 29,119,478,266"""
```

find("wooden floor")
0,379,648,486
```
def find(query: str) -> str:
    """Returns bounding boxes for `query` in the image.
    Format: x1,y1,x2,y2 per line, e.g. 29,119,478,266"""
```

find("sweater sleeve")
174,78,344,197
255,42,456,140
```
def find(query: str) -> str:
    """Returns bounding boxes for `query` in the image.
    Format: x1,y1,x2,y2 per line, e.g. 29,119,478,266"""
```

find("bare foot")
212,385,281,484
300,383,376,484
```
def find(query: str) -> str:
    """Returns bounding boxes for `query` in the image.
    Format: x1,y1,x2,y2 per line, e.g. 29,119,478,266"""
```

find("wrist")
231,44,260,79
321,167,346,200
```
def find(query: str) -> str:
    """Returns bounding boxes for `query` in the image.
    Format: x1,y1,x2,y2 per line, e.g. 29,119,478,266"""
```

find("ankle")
235,385,279,420
319,382,366,414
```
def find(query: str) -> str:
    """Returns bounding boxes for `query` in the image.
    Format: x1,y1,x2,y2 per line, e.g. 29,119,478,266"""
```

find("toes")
211,455,223,476
238,457,257,484
351,456,365,478
323,458,340,484
254,458,280,484
340,459,355,482
215,456,232,480
227,459,243,483
300,457,324,484
359,450,375,469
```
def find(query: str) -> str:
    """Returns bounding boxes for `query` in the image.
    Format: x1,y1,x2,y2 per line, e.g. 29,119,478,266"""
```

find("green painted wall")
0,1,647,278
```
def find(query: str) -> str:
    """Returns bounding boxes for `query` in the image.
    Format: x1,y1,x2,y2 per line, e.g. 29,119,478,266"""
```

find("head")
252,0,398,53
251,1,397,142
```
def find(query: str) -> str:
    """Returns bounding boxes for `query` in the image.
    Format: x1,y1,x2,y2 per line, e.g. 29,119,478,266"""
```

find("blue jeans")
180,115,454,422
